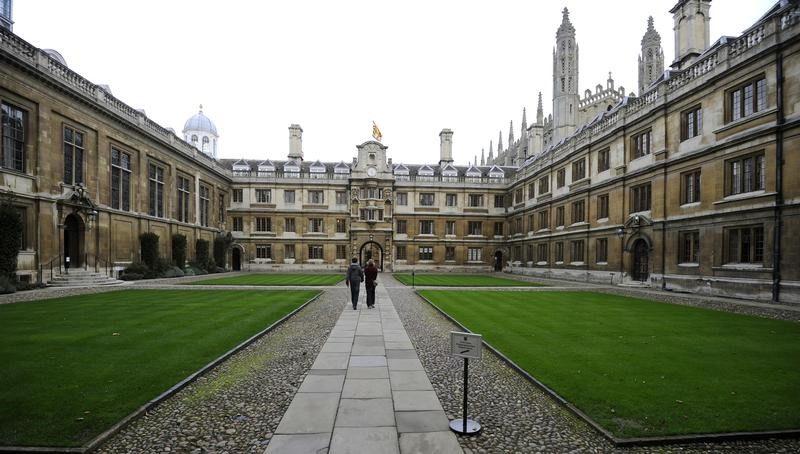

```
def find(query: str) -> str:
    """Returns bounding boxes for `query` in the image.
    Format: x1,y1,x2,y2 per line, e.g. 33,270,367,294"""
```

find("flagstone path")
265,284,462,454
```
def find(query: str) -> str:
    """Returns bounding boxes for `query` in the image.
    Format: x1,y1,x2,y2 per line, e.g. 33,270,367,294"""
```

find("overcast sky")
13,0,774,166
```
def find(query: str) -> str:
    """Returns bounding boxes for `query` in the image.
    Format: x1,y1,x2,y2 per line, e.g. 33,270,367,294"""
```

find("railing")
228,170,511,184
95,256,115,278
38,254,62,284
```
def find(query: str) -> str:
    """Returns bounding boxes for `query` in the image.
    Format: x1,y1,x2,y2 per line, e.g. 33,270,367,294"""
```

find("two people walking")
345,257,378,310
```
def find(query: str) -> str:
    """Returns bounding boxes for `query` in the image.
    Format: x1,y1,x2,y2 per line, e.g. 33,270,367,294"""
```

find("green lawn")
420,290,800,438
394,273,542,287
0,289,318,447
188,273,343,286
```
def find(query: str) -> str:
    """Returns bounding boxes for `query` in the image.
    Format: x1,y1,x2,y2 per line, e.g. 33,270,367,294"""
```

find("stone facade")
1,1,799,303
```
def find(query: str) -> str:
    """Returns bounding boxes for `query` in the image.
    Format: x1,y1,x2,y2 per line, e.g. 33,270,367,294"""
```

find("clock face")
367,167,377,177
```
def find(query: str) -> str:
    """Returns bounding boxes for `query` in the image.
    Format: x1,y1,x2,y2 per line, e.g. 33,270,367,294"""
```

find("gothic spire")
521,108,528,134
641,16,660,46
481,148,485,166
488,140,494,163
508,120,514,146
557,7,575,37
537,92,544,123
639,15,664,95
498,130,503,154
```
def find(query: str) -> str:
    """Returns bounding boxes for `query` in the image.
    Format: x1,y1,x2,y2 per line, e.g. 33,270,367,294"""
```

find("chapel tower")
552,7,579,142
638,16,665,95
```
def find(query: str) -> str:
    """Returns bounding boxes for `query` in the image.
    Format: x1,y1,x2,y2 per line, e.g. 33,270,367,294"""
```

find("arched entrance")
231,247,242,271
632,239,649,282
359,241,384,271
63,213,84,268
494,250,503,271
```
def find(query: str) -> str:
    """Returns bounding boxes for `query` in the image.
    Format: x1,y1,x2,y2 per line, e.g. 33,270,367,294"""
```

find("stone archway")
63,213,84,268
359,241,384,271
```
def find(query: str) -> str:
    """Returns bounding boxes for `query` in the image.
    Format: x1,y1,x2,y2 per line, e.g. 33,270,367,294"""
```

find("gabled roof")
257,159,275,170
393,163,410,174
334,161,351,173
309,160,326,172
232,159,250,170
283,159,301,171
465,164,482,177
440,163,458,175
418,164,435,175
488,165,505,177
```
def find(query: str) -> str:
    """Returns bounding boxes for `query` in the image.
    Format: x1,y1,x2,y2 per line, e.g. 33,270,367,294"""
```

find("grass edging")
415,290,800,447
0,292,321,454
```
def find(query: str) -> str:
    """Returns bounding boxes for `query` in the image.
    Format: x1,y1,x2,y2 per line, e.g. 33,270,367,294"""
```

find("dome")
43,49,68,67
183,105,218,136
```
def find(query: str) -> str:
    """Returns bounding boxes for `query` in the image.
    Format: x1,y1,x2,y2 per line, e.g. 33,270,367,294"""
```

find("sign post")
449,331,482,435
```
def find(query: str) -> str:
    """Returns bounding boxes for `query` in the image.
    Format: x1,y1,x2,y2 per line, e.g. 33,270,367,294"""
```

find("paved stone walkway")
266,284,462,454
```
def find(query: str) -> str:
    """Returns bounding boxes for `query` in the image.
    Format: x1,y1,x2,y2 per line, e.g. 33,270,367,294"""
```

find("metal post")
412,270,415,288
463,357,469,434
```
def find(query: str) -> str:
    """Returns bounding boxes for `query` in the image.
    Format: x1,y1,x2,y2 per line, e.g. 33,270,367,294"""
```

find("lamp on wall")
86,209,98,230
73,184,99,230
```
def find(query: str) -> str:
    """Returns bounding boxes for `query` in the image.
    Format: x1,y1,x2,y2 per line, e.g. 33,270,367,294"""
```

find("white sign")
450,331,482,359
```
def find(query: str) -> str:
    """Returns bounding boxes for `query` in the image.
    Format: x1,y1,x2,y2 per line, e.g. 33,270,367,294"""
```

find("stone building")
1,0,799,302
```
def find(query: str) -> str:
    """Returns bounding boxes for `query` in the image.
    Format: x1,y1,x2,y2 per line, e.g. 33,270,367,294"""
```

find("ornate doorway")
632,239,649,282
359,241,383,271
63,213,84,268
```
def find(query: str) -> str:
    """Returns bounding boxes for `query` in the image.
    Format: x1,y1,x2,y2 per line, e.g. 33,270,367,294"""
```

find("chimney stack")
439,129,453,165
288,124,303,160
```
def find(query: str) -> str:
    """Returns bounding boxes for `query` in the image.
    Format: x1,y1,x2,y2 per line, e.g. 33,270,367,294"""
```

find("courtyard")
0,273,798,452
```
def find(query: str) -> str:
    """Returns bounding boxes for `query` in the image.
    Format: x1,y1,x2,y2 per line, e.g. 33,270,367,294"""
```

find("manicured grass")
188,273,343,286
420,290,800,438
393,273,542,287
0,289,318,447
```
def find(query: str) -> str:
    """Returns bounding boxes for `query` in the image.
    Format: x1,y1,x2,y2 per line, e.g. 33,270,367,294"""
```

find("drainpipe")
661,90,668,290
772,50,784,303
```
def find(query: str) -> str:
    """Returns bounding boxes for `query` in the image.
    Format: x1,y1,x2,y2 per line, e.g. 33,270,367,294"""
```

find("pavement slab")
266,283,461,454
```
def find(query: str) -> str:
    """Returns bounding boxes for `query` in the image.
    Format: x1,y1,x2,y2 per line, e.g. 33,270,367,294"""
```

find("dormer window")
310,161,327,179
232,160,250,177
418,165,435,182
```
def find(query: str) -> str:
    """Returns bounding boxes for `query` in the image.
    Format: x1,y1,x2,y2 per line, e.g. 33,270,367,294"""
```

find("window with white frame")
419,220,434,235
309,218,324,233
419,193,435,206
467,248,482,262
256,244,272,259
418,246,433,260
309,190,324,204
255,189,271,203
308,244,324,259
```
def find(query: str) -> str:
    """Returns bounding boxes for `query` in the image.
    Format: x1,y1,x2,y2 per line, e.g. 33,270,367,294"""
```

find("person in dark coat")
364,259,378,308
345,257,364,310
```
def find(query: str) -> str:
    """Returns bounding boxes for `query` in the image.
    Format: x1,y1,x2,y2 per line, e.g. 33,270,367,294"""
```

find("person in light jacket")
364,259,378,309
345,257,364,310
